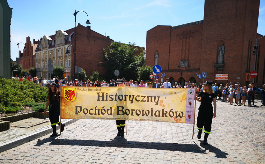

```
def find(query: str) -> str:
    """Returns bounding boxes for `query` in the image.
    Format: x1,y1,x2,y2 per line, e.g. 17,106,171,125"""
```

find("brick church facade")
146,0,264,87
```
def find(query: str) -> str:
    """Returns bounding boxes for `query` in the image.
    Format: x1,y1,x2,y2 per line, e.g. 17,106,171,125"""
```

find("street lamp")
73,10,90,80
253,35,265,83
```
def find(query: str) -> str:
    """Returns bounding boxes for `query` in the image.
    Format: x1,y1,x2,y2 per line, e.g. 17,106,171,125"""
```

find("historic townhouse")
35,29,74,79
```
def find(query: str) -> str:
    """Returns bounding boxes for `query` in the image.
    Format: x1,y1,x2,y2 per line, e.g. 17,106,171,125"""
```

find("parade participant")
138,80,146,87
261,84,265,106
222,88,226,102
247,84,253,107
241,86,247,106
148,82,152,88
152,79,161,88
109,80,125,137
163,78,171,88
252,83,256,106
196,81,216,145
229,88,234,105
44,83,65,137
235,88,241,106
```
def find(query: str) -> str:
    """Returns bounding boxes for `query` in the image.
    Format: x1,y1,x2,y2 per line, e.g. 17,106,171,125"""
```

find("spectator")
163,78,171,88
247,84,253,107
262,84,265,106
241,86,247,106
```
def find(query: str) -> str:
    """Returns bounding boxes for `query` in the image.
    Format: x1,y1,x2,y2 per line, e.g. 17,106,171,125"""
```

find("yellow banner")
61,87,195,124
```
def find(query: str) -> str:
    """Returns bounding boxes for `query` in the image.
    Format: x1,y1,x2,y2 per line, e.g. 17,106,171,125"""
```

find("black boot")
203,133,209,145
117,127,121,137
120,127,124,138
197,129,202,139
61,124,65,133
50,125,58,137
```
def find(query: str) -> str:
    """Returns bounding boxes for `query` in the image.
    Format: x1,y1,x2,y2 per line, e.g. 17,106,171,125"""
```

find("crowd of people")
15,75,265,107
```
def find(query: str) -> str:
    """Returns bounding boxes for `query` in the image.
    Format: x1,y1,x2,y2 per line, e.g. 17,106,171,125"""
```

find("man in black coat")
152,79,161,88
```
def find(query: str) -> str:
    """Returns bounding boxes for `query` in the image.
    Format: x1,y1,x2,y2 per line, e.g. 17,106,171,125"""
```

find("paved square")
0,100,264,163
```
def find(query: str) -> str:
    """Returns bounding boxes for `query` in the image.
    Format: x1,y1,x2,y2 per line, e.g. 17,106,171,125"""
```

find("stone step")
0,121,10,132
0,111,49,132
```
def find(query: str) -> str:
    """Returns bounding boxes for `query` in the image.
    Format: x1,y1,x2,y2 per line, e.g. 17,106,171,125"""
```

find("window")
49,52,51,58
45,62,47,69
58,61,59,66
53,61,55,67
65,61,67,67
61,61,62,66
68,59,71,67
69,36,71,41
42,62,44,69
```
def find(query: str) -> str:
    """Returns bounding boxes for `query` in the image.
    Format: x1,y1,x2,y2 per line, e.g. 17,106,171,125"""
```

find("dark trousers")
263,95,265,106
248,95,252,106
197,109,213,133
116,120,125,127
49,108,60,126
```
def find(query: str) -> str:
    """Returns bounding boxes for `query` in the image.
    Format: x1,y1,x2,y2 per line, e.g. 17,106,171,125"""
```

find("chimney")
87,26,90,29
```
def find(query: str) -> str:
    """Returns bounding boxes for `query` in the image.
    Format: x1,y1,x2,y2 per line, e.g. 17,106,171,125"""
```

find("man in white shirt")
163,78,171,88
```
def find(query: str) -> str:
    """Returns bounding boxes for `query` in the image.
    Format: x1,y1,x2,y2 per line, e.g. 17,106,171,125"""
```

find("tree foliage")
138,65,153,81
90,71,100,81
77,68,87,81
53,66,64,79
29,67,37,77
103,41,145,81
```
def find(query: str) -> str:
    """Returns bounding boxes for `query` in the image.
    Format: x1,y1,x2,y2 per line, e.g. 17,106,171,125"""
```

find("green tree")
138,65,152,81
77,68,87,81
103,41,145,81
90,71,99,81
53,66,64,79
29,67,37,77
11,62,21,77
21,69,29,77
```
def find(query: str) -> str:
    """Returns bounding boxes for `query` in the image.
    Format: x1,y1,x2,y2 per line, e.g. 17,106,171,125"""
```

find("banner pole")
192,93,196,139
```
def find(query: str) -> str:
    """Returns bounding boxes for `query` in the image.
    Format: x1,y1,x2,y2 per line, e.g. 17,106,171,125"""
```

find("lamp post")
73,10,90,80
253,35,265,83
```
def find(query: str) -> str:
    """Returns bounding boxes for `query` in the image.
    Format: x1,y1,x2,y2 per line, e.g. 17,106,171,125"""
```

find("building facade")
35,24,113,80
19,37,38,71
35,29,74,79
0,0,12,78
146,0,264,87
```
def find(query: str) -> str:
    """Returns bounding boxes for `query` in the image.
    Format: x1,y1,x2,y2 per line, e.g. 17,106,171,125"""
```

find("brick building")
19,37,39,71
146,0,264,87
35,24,113,80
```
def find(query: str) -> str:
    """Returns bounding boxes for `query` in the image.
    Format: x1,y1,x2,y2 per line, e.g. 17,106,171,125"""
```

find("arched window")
155,52,159,65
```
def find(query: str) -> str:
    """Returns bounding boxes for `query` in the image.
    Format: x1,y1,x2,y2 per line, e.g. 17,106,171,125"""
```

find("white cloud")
146,0,171,7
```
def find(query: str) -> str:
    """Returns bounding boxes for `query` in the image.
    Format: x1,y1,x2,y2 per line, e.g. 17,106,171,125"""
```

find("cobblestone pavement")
0,99,264,164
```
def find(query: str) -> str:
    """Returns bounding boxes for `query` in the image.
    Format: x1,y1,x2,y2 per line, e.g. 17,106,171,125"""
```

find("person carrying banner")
109,80,126,137
196,81,216,145
44,83,65,137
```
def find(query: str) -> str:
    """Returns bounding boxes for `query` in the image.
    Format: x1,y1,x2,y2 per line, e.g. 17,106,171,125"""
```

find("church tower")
201,0,260,83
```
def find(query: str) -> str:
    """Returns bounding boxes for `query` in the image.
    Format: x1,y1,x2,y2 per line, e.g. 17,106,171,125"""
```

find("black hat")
205,81,212,86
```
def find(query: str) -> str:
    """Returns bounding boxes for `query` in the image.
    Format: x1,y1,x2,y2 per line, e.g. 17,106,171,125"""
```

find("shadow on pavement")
199,141,228,158
36,136,208,154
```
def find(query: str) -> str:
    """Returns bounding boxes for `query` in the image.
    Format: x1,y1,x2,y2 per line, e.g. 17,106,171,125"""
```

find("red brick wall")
146,0,263,87
20,36,37,71
72,24,112,79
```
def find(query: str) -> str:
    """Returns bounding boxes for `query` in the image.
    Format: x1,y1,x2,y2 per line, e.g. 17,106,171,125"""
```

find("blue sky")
8,0,265,61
